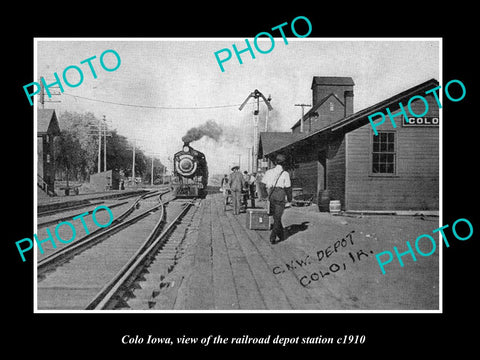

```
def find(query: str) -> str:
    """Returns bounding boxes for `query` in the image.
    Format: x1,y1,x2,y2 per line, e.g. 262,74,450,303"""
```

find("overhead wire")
61,92,262,110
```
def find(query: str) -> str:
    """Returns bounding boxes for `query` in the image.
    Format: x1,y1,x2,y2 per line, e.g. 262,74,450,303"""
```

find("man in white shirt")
261,153,292,244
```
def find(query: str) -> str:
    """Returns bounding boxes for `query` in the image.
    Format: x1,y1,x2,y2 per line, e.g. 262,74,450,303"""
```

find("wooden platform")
155,193,440,311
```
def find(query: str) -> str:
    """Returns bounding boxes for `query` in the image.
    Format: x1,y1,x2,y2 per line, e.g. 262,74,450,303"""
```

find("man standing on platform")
248,172,257,208
242,170,251,208
261,154,292,244
229,165,244,215
220,174,230,210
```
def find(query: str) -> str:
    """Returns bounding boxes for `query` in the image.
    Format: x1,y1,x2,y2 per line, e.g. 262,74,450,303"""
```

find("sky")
35,38,440,175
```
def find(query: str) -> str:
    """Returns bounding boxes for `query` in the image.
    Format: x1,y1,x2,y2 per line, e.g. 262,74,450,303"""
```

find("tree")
55,131,85,187
106,130,131,173
56,111,98,180
56,110,166,184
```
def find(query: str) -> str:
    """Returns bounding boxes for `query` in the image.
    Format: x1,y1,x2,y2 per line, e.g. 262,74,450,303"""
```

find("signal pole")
239,90,273,172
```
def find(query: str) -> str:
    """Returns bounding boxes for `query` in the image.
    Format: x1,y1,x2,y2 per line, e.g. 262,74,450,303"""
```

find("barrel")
317,189,330,212
329,200,341,214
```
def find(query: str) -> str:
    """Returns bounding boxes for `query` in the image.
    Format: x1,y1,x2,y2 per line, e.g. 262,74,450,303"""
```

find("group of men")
220,153,292,244
220,166,256,215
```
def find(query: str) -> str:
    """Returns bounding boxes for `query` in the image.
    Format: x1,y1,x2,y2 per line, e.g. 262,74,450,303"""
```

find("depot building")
258,76,440,211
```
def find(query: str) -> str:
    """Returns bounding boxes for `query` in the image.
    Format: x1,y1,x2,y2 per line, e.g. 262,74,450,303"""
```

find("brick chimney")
344,90,354,117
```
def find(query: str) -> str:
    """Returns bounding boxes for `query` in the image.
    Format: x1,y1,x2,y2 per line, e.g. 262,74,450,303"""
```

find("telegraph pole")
98,118,102,173
147,152,161,186
295,103,311,133
127,137,151,186
38,77,61,109
88,119,111,174
151,156,154,186
132,139,136,185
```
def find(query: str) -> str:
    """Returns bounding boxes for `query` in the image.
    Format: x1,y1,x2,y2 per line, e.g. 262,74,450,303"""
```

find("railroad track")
38,200,128,229
37,189,166,273
86,199,197,310
36,192,198,310
37,188,158,217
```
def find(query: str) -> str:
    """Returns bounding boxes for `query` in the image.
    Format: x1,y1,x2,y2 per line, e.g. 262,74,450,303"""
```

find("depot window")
372,131,396,175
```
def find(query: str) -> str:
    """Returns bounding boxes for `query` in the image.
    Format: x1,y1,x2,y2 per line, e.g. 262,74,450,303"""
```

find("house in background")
37,109,61,196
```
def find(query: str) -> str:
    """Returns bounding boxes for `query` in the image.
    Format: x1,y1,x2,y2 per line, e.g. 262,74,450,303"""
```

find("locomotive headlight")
183,145,190,152
179,158,194,172
176,154,197,176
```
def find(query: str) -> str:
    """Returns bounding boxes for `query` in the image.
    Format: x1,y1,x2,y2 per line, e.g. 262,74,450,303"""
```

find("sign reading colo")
368,79,466,135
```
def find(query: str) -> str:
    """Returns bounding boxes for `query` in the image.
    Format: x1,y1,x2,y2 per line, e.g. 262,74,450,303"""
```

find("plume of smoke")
182,120,223,143
181,110,283,148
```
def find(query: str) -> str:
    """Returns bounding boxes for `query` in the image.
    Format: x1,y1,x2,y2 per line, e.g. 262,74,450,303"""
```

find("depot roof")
261,78,439,157
258,132,295,156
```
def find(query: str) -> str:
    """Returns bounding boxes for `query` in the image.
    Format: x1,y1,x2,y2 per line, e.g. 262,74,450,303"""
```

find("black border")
7,6,477,356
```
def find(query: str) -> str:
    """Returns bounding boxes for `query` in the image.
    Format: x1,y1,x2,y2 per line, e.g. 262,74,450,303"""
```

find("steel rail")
38,200,106,218
38,201,129,228
37,190,169,276
87,199,195,310
37,189,154,216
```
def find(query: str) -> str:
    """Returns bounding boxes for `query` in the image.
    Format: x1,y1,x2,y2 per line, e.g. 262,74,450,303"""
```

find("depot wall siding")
292,160,318,198
345,94,439,211
326,135,346,208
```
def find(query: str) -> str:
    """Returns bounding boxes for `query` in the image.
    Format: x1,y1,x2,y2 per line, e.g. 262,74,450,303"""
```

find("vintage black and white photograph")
33,38,442,312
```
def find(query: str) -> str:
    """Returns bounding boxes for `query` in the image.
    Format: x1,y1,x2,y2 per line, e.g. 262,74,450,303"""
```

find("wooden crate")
246,209,270,230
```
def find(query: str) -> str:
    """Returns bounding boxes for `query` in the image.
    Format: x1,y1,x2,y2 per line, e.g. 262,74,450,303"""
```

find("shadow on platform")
283,221,310,242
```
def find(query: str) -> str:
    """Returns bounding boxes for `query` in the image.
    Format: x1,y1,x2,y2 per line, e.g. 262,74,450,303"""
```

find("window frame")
369,130,397,177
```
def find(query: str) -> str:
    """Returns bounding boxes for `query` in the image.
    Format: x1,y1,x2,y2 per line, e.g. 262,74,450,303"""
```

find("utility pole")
98,118,102,173
88,119,111,174
151,156,154,186
103,116,107,173
147,152,161,186
132,139,136,185
295,103,311,133
38,76,61,109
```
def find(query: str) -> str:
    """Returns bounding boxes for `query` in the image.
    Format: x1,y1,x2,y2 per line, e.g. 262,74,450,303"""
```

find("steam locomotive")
171,142,208,198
